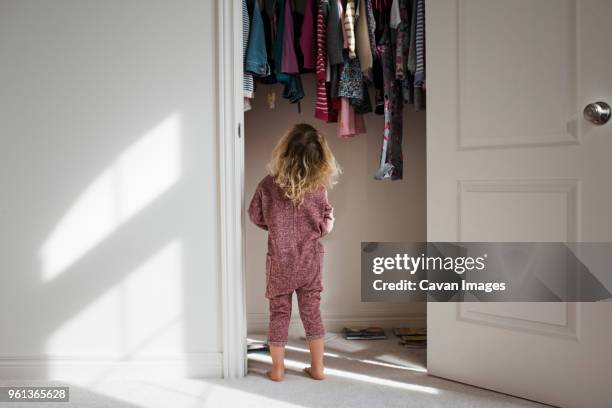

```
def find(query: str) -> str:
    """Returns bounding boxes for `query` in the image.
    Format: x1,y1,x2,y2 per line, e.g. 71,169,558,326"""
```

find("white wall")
245,75,426,335
0,0,221,379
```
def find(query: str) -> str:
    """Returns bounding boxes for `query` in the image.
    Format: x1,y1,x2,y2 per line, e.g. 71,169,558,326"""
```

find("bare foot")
303,366,325,380
266,368,285,382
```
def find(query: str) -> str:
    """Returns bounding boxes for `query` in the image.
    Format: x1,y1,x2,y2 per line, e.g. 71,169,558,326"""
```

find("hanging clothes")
259,0,278,84
365,0,378,62
338,97,366,138
355,0,374,75
389,0,401,29
243,0,255,111
243,0,425,167
344,0,357,59
339,0,349,48
272,0,304,103
281,0,299,74
280,74,304,103
273,0,287,81
291,2,308,73
350,81,373,114
406,0,425,110
300,0,317,69
394,0,409,81
407,0,417,77
315,0,337,122
375,25,404,180
413,0,425,87
371,0,389,115
395,0,414,105
338,54,363,99
326,0,344,65
246,0,271,77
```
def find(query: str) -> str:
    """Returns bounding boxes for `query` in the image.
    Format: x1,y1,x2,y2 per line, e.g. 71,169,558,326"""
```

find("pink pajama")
268,287,324,346
249,175,334,346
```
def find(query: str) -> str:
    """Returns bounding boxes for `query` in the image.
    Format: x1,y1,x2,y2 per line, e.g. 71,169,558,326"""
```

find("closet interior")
244,0,427,354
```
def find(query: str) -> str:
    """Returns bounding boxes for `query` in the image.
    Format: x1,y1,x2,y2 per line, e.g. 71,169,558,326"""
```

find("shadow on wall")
1,110,215,380
39,114,184,378
0,0,220,381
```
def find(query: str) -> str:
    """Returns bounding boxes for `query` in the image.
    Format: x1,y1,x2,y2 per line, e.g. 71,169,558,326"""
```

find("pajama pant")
267,287,325,347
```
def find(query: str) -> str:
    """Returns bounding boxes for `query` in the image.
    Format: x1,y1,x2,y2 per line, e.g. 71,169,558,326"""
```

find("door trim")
217,0,247,378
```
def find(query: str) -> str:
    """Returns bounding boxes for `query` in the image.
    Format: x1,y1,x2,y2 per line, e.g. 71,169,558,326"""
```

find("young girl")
248,123,340,382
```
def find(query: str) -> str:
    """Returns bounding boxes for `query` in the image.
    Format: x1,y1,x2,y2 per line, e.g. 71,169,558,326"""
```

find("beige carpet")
237,333,549,408
0,333,550,408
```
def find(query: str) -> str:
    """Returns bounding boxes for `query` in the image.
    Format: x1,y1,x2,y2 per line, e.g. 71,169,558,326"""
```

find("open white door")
426,1,612,407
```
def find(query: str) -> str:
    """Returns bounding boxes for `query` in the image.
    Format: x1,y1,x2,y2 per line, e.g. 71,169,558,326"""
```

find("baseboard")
0,352,223,380
248,311,426,335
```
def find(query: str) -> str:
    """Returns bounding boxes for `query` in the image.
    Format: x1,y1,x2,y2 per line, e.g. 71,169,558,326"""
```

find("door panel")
458,180,579,242
427,1,612,407
458,0,578,148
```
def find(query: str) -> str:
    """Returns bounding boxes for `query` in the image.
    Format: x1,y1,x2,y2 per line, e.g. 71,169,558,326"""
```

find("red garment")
249,175,333,346
315,0,327,84
315,80,330,121
300,0,317,69
315,0,336,122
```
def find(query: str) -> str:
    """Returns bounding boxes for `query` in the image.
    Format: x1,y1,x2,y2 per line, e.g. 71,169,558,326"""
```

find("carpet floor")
0,333,550,408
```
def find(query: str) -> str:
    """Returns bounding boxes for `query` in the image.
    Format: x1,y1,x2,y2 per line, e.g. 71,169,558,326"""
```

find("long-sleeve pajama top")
248,175,334,298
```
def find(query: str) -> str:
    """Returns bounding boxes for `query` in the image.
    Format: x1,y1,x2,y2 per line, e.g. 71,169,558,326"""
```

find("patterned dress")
375,25,403,180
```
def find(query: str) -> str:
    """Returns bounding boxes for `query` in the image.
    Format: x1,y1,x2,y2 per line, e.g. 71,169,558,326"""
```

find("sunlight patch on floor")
283,344,427,373
284,344,341,358
248,353,438,394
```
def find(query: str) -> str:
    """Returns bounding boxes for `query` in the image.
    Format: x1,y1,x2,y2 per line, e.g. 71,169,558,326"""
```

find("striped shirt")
243,0,254,99
315,0,335,122
414,0,425,87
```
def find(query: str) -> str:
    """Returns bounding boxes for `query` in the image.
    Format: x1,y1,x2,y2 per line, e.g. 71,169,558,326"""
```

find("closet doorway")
244,74,428,378
239,0,429,386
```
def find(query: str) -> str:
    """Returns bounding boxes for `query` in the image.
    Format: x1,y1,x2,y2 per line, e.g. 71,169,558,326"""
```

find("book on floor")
392,327,427,337
247,340,269,353
398,334,427,341
398,338,426,348
399,341,427,349
342,327,387,340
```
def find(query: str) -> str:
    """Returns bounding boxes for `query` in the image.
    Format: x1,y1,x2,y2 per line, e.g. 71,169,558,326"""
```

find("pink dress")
337,97,366,137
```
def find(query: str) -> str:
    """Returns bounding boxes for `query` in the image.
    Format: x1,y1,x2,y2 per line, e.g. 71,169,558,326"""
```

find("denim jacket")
245,0,270,77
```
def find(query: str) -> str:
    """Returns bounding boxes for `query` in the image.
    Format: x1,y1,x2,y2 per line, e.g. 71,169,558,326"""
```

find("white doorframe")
217,0,247,378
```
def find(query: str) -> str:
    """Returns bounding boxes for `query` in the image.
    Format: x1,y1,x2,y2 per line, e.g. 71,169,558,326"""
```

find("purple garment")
248,175,334,298
300,0,317,69
281,0,299,74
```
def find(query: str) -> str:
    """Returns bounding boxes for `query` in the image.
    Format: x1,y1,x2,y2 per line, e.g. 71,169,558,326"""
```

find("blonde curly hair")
268,123,341,205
